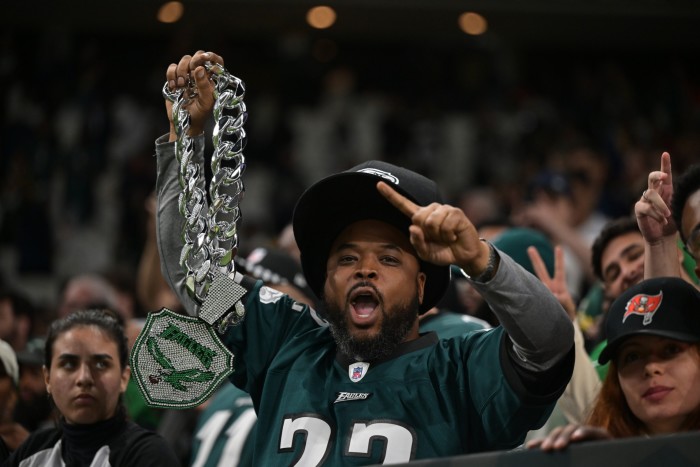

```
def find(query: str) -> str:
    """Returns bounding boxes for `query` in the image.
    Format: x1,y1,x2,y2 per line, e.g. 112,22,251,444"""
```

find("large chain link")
162,62,247,304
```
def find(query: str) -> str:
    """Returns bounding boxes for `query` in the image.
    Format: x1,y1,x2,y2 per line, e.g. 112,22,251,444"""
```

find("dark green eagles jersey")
418,310,491,339
189,308,490,467
190,384,257,467
222,281,561,466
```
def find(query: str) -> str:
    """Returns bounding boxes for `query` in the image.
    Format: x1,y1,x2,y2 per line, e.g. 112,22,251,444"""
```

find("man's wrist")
646,233,678,250
470,241,500,283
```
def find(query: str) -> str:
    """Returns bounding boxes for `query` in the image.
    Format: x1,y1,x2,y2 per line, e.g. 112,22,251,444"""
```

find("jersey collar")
335,331,439,368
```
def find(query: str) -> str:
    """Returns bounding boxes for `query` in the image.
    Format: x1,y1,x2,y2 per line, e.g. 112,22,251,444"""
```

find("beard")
324,281,421,362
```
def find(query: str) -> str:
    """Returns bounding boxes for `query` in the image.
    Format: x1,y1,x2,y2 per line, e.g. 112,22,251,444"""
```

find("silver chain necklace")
162,62,247,306
128,62,246,410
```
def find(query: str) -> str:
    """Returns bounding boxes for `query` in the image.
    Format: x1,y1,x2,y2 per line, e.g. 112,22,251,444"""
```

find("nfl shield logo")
348,362,370,382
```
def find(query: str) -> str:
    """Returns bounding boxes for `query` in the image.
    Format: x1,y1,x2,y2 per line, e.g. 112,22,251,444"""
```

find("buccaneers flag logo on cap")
623,292,663,325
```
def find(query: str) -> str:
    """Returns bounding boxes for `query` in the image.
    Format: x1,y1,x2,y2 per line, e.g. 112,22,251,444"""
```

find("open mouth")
349,286,380,321
352,293,378,318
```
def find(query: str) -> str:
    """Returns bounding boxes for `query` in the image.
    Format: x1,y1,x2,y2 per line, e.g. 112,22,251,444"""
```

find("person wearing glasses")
635,152,700,284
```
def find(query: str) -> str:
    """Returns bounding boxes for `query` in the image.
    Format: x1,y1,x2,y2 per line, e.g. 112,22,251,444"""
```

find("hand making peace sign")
528,245,577,320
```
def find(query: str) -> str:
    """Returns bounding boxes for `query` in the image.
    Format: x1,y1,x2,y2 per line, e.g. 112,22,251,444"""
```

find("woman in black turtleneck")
4,309,179,466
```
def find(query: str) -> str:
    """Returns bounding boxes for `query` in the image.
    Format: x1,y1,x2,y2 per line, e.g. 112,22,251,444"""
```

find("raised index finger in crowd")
660,151,671,172
376,181,418,218
660,151,672,182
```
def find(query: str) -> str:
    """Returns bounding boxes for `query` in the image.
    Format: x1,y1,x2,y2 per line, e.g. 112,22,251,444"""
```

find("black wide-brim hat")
598,276,700,364
292,160,450,314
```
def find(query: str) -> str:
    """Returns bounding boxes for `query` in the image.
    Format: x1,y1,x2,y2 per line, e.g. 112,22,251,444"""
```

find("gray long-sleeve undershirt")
154,134,573,372
462,254,574,370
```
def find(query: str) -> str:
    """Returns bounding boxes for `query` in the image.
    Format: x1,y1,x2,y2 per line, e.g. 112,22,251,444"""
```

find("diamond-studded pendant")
130,308,234,409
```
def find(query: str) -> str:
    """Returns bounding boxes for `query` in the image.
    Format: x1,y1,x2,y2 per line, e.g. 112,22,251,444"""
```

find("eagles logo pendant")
130,308,234,409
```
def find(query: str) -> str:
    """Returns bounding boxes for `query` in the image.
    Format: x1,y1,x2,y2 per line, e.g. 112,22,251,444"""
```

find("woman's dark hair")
44,308,129,369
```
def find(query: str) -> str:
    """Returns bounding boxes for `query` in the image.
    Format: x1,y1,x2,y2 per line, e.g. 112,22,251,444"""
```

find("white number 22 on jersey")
280,414,416,466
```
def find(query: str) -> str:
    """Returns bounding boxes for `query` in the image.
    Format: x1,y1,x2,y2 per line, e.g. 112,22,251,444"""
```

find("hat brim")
293,171,449,314
598,330,700,364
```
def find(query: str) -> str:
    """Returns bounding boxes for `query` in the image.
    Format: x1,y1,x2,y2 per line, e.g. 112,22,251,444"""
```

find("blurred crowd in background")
2,28,698,309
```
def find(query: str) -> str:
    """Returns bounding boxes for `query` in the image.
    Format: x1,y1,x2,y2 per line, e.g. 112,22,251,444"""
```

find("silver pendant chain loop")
162,62,247,304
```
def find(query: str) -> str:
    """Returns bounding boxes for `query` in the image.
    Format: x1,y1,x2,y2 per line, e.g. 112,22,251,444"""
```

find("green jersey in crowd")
190,383,257,467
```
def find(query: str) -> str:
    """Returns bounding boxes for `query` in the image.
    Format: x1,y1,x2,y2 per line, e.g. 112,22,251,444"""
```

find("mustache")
346,281,383,305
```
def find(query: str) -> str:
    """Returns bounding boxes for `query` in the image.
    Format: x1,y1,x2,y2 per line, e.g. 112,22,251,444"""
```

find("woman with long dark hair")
5,309,179,466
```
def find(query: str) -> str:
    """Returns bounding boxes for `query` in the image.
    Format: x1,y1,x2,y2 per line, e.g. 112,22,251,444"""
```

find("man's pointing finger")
376,181,418,218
